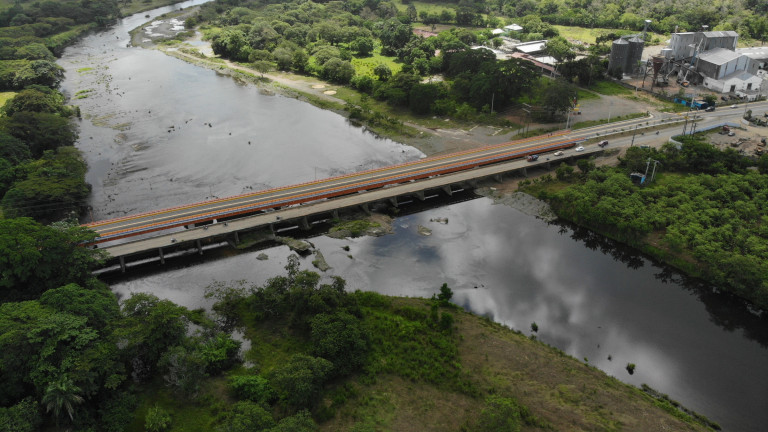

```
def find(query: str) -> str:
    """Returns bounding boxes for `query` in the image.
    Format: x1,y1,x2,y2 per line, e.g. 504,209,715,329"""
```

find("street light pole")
631,124,638,146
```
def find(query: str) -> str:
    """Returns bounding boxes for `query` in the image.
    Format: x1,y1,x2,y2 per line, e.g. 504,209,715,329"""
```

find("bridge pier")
119,256,126,273
521,167,528,177
415,191,426,201
158,248,165,264
389,196,398,207
332,209,339,220
545,161,551,170
493,174,503,183
196,239,203,255
300,216,310,230
442,185,453,196
360,203,371,215
233,231,239,245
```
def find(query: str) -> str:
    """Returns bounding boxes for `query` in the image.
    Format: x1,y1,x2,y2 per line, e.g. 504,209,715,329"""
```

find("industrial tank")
609,38,629,74
626,36,645,74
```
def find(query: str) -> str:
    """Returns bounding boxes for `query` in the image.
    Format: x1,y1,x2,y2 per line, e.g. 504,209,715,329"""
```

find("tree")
540,79,577,121
545,36,575,71
10,60,65,89
321,58,355,84
0,398,42,432
1,147,90,221
0,131,31,164
41,375,84,424
39,282,119,330
350,36,374,56
1,86,69,116
377,19,411,55
269,354,333,410
409,83,443,114
437,283,453,303
229,374,274,404
310,311,368,376
219,401,275,432
0,111,77,157
158,345,207,398
373,63,392,81
145,405,172,432
118,293,191,380
269,410,317,432
0,218,101,301
252,60,272,77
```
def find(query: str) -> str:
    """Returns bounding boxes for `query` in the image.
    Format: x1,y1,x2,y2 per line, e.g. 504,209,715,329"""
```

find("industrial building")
630,29,766,97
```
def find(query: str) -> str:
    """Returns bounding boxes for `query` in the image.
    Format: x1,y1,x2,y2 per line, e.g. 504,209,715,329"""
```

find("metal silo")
627,36,644,74
609,38,629,74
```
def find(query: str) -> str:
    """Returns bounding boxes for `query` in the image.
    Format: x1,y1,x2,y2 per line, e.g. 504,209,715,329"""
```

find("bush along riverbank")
523,134,768,310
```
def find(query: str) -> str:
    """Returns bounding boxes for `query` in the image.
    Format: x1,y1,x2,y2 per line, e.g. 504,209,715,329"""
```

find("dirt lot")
706,123,768,157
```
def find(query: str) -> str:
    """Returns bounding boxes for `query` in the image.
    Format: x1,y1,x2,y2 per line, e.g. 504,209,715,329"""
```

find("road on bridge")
85,100,768,245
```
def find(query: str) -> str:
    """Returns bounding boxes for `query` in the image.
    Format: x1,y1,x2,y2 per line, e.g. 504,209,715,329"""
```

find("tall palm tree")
41,375,84,424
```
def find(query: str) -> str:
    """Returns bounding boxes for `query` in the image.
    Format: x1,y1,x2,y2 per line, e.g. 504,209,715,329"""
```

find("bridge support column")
415,191,426,201
521,167,528,177
493,174,503,183
332,209,339,220
300,216,310,230
442,186,453,196
119,256,126,273
269,223,275,233
233,231,240,245
196,239,203,255
389,197,398,207
360,203,371,215
158,248,165,264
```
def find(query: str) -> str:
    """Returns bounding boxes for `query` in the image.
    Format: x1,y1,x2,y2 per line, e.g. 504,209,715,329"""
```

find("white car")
553,150,564,156
575,146,585,152
731,104,737,108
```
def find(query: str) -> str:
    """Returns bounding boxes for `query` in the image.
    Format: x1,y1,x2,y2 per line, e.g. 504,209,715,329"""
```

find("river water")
60,3,768,431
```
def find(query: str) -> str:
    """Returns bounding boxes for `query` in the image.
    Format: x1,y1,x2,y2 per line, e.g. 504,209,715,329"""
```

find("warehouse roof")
698,48,741,65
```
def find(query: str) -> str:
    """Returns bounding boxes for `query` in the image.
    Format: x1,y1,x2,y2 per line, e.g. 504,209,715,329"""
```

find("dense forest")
529,136,768,309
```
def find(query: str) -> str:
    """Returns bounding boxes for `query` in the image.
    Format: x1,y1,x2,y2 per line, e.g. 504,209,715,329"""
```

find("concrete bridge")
90,132,600,273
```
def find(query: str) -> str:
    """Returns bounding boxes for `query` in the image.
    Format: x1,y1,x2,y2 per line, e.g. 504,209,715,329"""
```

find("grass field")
351,51,402,78
552,25,665,44
0,91,15,112
589,80,633,96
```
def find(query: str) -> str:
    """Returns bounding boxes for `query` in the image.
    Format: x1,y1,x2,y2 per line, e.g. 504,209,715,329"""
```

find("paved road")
85,101,768,245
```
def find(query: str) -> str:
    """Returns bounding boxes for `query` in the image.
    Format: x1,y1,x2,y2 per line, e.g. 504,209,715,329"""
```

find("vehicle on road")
553,150,564,156
728,131,735,136
527,154,539,162
705,106,715,112
598,140,609,148
575,146,584,152
731,104,737,108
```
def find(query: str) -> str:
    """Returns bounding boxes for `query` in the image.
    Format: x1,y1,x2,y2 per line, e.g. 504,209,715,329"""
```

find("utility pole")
631,124,638,146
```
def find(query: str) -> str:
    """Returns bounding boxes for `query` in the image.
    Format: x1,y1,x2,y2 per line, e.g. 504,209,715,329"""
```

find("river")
60,3,768,431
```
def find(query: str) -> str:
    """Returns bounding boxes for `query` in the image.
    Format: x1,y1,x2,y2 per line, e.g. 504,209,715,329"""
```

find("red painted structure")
85,132,581,243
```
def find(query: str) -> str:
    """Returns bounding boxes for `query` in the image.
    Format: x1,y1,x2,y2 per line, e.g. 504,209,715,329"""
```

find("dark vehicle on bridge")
527,154,539,162
598,140,609,147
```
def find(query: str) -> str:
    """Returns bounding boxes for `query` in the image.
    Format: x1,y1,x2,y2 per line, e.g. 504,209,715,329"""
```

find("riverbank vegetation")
0,240,718,431
524,134,768,310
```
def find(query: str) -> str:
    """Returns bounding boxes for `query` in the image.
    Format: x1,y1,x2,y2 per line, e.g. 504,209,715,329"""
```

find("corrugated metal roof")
515,40,547,53
697,48,741,65
736,47,768,59
700,31,739,38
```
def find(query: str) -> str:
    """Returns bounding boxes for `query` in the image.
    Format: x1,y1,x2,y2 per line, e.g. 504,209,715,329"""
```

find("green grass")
588,80,633,96
0,91,15,111
553,25,665,44
572,112,647,129
351,50,402,78
577,88,600,101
